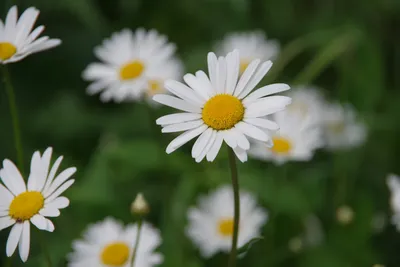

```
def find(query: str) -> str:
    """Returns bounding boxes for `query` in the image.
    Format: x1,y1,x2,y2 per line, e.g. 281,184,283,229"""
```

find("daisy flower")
216,31,279,74
248,110,323,165
387,174,400,231
322,102,367,150
68,217,163,267
186,185,267,258
0,147,76,262
154,49,291,163
83,28,178,103
0,6,61,64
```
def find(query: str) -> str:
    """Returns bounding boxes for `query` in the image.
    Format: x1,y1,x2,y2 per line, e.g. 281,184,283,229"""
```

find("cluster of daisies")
0,4,393,267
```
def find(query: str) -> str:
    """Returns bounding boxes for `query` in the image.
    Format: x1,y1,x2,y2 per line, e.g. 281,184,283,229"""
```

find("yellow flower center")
218,218,234,237
202,94,244,130
0,42,17,60
9,191,44,221
101,242,130,266
120,60,145,80
270,136,292,154
239,59,250,74
328,121,345,134
147,79,163,95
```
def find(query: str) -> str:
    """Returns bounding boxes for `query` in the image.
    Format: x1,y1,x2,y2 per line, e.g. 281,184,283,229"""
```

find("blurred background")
0,0,400,266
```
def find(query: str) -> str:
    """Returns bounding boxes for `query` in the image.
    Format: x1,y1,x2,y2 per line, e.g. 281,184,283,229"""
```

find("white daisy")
248,110,323,165
286,86,326,126
387,174,400,231
0,147,76,262
322,102,367,150
216,31,279,74
83,28,178,103
153,49,291,163
186,185,267,258
68,217,163,267
0,6,61,64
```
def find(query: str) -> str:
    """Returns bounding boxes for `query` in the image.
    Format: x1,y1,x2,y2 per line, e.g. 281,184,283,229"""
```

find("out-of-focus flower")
0,6,61,64
336,205,354,225
216,31,279,74
186,185,267,258
83,28,178,103
154,49,291,162
68,217,163,267
387,174,400,230
249,110,323,165
322,102,367,150
286,87,326,126
0,148,76,262
131,193,150,216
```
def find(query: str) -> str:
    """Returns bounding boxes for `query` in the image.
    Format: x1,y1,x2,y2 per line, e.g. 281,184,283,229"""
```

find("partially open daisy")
154,49,291,162
387,174,400,231
216,31,280,74
249,110,323,164
322,102,367,150
83,28,178,102
68,217,163,267
0,147,76,262
0,6,61,64
186,185,267,258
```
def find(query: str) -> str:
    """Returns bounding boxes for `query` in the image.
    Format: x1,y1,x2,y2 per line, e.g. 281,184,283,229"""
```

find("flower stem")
1,66,24,172
227,147,240,267
131,219,143,267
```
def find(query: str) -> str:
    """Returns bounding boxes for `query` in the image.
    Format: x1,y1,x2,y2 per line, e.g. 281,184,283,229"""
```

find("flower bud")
131,193,149,216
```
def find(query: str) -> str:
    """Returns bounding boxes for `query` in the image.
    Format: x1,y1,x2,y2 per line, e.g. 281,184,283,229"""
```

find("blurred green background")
1,0,400,266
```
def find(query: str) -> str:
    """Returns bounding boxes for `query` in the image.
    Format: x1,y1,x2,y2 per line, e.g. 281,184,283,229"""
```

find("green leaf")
237,236,264,259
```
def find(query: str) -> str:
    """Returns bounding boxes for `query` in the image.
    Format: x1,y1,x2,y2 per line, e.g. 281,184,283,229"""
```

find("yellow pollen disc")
0,42,17,60
270,137,292,155
218,218,234,237
239,59,250,74
120,60,145,80
147,79,162,95
202,94,244,130
101,242,130,266
9,191,44,221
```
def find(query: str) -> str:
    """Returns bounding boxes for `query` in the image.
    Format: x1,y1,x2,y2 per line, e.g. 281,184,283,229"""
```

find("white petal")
2,159,26,195
0,217,15,231
39,207,60,217
30,214,47,230
45,197,69,209
242,83,291,105
164,80,204,106
223,130,237,149
234,129,250,150
192,128,212,158
233,59,260,97
153,94,201,113
216,56,227,94
43,167,76,198
206,132,224,162
195,130,217,162
156,113,201,126
4,6,18,40
225,50,240,95
15,7,39,45
238,61,273,99
45,219,55,232
244,118,279,131
162,120,204,133
36,147,53,192
18,221,30,262
235,122,270,142
25,25,44,44
27,151,42,191
207,52,218,90
6,223,23,257
245,96,292,118
195,71,214,97
0,183,14,205
233,147,248,162
82,63,115,81
45,179,75,203
166,125,208,154
42,156,63,194
183,74,209,100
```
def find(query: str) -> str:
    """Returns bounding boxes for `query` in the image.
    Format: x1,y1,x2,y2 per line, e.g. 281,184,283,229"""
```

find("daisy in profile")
249,110,323,165
154,49,291,163
0,6,61,64
83,28,179,103
0,147,76,262
186,185,267,258
387,174,400,230
322,102,367,150
216,31,280,74
68,217,163,267
286,86,326,125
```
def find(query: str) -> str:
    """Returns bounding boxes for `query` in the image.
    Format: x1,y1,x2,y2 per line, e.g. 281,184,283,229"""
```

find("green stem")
131,219,143,267
227,147,240,267
1,66,24,172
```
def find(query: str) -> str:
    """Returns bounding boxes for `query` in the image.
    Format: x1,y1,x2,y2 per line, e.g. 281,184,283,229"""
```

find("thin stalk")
1,66,24,172
131,219,143,267
227,147,240,267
